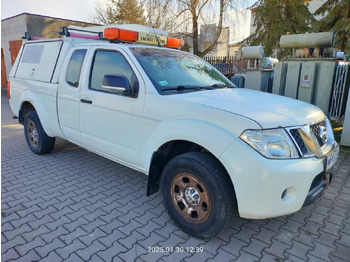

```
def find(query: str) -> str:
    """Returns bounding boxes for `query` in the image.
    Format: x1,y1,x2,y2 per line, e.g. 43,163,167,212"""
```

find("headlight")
240,128,299,159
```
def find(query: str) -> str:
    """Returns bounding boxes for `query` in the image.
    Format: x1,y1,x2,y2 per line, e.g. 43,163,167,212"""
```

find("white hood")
170,88,325,129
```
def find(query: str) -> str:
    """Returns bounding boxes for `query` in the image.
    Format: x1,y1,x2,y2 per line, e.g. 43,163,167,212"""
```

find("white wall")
340,85,350,146
1,14,27,78
201,25,230,57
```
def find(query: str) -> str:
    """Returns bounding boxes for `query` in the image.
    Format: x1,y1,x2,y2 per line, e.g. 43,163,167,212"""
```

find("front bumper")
302,168,333,207
219,138,336,219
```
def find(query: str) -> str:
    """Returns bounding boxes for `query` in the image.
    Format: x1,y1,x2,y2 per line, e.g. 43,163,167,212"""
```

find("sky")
1,0,256,23
1,0,98,22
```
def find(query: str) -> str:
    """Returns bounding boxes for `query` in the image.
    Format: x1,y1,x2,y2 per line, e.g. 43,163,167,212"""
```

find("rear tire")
24,111,55,154
160,152,235,239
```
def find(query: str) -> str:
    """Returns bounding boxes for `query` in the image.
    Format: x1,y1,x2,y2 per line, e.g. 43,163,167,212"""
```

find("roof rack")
22,32,46,41
22,25,181,48
60,26,104,40
62,25,181,48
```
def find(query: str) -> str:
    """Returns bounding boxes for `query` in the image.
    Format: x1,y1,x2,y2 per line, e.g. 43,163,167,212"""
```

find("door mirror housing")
102,74,131,95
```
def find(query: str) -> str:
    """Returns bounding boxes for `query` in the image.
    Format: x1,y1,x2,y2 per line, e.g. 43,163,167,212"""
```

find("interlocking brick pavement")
2,92,350,261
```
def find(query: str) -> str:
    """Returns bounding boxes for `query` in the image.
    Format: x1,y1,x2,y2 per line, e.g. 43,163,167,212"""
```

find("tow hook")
323,172,332,189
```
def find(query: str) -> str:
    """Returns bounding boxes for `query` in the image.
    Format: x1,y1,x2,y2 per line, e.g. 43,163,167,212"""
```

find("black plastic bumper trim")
303,168,334,207
302,179,326,207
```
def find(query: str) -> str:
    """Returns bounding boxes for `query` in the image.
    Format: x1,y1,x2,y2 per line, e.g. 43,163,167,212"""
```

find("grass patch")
330,120,350,151
331,120,343,143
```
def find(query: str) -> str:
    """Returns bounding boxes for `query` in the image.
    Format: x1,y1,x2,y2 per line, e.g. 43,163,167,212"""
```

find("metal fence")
203,56,247,77
329,62,350,120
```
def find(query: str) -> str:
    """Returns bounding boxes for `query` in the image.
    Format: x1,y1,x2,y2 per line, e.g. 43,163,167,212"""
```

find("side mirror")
102,74,131,95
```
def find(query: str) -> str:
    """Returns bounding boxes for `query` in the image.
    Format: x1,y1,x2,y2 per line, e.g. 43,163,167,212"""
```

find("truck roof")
12,35,183,85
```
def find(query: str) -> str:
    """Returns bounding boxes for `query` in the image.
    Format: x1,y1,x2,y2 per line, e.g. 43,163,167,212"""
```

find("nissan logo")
319,126,328,144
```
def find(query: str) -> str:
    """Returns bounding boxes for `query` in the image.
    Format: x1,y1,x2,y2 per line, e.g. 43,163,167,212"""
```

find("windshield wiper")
161,84,235,92
161,85,214,91
210,84,235,88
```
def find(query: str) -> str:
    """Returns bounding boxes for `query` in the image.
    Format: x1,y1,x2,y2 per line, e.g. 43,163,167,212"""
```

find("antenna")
151,24,161,47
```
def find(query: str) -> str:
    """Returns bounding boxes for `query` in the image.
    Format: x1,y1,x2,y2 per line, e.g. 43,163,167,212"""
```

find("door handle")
80,99,92,104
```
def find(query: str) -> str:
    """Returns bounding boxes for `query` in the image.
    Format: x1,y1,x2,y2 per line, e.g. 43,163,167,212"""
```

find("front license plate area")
326,145,339,171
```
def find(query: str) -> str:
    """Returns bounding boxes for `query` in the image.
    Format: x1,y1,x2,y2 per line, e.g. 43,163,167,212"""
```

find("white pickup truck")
8,26,339,239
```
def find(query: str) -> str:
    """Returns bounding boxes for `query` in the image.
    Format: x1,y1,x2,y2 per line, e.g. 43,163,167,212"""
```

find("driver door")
79,48,146,168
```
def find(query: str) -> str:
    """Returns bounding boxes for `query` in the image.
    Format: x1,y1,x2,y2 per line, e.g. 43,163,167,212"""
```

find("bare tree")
92,0,116,24
91,0,239,57
171,0,239,57
144,0,174,31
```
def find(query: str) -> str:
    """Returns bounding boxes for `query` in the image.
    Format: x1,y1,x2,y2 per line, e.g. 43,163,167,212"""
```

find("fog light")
281,187,297,203
281,189,287,199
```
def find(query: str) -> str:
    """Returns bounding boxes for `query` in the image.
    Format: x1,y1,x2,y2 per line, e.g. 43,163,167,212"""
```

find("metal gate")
1,48,7,89
203,56,247,78
329,62,350,120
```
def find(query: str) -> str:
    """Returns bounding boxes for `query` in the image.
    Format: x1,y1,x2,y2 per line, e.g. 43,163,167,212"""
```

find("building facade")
1,13,99,88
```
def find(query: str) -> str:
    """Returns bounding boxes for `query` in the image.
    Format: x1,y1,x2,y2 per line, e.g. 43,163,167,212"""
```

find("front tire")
24,111,55,154
160,152,235,239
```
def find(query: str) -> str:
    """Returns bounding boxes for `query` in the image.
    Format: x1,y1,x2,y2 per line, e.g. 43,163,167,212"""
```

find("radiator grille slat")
288,120,328,157
310,121,327,147
289,129,308,155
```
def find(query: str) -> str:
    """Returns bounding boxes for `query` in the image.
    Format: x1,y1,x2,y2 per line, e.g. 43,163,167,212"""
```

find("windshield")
130,47,234,94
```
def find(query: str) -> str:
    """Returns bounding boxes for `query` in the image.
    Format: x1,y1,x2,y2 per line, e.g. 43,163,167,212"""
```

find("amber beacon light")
104,27,181,48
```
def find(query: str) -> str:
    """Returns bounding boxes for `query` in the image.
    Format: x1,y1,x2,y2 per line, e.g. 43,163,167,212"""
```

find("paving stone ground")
1,92,350,261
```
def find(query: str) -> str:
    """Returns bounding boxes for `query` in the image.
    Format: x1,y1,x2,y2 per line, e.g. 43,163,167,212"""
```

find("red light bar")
119,29,138,42
104,28,138,42
104,27,181,48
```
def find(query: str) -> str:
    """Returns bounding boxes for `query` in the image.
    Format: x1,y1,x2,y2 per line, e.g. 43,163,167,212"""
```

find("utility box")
314,62,336,114
260,70,274,92
231,75,245,88
284,62,301,99
298,62,318,103
245,70,273,92
244,70,262,91
272,62,288,95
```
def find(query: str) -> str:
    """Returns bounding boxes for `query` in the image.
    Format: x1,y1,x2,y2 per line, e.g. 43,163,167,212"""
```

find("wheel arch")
17,90,63,138
19,101,36,124
18,91,47,128
143,118,238,196
146,139,237,210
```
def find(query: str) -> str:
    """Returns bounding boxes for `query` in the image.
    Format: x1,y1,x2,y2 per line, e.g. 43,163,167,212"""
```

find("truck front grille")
289,129,308,155
286,118,335,158
310,120,327,147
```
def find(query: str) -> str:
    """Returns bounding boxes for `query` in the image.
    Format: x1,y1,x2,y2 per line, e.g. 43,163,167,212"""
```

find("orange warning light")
165,37,181,48
104,28,138,42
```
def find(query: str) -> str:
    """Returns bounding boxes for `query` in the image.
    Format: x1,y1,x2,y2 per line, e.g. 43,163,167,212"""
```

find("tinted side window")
21,44,44,64
66,49,87,87
90,50,133,92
